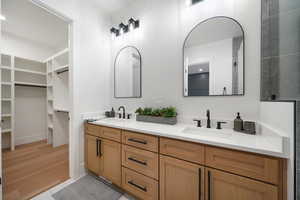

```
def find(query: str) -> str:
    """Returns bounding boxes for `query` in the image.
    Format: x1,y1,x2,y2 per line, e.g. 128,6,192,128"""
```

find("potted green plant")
135,107,177,125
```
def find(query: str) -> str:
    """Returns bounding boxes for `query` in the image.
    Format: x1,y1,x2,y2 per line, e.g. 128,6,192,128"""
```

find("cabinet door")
205,168,278,200
85,135,100,175
160,155,204,200
100,138,122,186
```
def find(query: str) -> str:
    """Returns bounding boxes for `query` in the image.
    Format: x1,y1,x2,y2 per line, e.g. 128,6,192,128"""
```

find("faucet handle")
216,121,227,129
193,119,201,127
127,113,132,119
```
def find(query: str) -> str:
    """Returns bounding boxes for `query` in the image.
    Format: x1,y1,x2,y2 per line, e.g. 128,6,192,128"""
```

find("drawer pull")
128,138,148,145
208,170,212,200
99,139,102,157
128,157,147,166
128,180,147,192
199,168,202,200
96,139,99,157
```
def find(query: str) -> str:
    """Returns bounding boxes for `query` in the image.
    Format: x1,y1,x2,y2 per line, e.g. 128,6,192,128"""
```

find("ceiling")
2,0,68,51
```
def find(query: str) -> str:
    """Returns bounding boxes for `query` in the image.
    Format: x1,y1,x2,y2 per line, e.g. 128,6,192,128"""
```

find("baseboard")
79,162,86,177
15,135,46,146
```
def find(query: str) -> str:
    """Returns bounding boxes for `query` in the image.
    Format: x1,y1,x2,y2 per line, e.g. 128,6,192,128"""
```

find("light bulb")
129,23,134,31
120,28,124,35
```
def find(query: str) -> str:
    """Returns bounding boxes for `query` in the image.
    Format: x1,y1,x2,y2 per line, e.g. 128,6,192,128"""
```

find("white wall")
15,86,47,145
185,38,233,95
110,0,261,123
37,0,111,178
259,101,295,200
2,32,56,62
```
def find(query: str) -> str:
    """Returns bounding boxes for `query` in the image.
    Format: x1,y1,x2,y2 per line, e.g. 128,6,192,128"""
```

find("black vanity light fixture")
119,22,129,35
110,18,140,37
110,27,120,36
186,0,204,6
128,18,140,31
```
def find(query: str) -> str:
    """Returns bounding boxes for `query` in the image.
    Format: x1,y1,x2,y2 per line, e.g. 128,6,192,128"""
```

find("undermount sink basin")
181,127,233,138
98,118,134,124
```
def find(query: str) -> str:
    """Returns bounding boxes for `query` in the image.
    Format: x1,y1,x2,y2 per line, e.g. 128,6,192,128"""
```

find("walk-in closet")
0,0,71,199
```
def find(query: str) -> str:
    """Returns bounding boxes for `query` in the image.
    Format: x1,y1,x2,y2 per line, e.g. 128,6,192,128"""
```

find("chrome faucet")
118,106,126,119
206,110,211,128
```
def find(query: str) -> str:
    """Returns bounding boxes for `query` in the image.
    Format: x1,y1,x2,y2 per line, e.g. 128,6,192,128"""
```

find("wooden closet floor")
2,140,69,200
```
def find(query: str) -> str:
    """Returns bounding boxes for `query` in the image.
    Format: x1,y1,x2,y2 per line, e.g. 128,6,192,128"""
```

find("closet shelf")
1,66,11,70
1,82,12,85
1,98,12,102
54,65,69,74
15,81,47,88
2,129,12,133
54,108,69,113
2,114,12,117
15,68,46,76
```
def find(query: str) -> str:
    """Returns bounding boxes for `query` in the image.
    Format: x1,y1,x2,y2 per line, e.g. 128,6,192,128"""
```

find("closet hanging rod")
15,83,47,88
56,69,69,75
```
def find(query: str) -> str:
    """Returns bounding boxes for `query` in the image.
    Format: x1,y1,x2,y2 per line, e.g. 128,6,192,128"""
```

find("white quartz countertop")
90,118,290,158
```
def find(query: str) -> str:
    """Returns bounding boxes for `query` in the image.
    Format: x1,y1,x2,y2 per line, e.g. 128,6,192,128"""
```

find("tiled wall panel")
261,0,300,199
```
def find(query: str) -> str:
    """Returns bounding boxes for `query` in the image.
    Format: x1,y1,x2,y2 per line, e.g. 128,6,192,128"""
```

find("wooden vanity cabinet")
160,137,205,165
99,138,121,186
160,155,205,200
205,146,280,184
85,134,100,175
122,167,158,200
85,123,286,200
205,168,278,200
122,130,158,152
85,123,101,137
85,124,121,186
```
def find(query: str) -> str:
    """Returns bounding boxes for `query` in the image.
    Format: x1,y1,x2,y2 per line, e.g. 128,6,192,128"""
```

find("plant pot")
136,115,177,125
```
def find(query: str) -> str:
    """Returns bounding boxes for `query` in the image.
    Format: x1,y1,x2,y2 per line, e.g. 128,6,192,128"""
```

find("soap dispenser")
234,112,243,132
111,107,115,118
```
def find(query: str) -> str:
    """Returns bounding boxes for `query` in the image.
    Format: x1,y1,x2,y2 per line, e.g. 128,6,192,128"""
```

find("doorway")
188,72,209,96
0,0,72,199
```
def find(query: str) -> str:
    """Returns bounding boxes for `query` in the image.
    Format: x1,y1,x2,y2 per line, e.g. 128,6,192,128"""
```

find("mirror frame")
182,16,245,97
114,46,142,99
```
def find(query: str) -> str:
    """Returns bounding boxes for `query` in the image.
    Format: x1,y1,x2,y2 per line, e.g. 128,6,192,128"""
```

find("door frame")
0,0,3,198
29,0,76,179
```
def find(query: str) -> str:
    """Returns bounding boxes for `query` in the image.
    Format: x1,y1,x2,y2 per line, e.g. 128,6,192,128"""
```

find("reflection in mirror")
183,17,244,96
115,46,142,98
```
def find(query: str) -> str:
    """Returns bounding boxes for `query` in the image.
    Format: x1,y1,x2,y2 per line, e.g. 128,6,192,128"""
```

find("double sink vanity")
85,118,288,200
87,13,289,200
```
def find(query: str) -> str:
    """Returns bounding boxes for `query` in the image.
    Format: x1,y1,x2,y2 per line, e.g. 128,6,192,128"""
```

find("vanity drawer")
160,137,205,165
205,146,281,185
100,126,121,142
85,123,101,137
122,130,158,152
122,145,159,180
122,167,158,200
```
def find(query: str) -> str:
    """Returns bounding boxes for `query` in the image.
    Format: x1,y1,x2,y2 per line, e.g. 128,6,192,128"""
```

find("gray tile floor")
52,175,124,200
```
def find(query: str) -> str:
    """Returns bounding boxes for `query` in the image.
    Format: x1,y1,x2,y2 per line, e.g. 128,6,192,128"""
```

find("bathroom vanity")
84,119,288,200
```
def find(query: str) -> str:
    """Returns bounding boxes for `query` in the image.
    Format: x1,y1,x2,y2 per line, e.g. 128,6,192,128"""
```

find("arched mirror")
183,17,244,96
114,46,142,98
